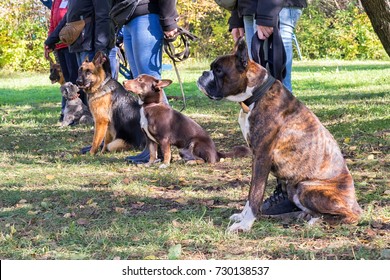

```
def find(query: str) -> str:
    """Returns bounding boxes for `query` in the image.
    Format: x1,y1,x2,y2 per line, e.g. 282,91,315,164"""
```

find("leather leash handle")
163,27,198,112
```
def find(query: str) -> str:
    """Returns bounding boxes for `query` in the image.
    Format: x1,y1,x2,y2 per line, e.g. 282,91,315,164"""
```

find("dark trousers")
56,47,87,111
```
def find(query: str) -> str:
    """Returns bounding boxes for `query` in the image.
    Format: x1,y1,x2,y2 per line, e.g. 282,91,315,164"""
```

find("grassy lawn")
0,59,389,260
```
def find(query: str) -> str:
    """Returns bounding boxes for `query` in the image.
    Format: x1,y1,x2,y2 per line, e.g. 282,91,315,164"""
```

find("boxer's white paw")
227,201,256,233
229,213,244,222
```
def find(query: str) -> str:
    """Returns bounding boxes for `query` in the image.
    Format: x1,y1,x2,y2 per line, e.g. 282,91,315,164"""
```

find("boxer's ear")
235,37,249,72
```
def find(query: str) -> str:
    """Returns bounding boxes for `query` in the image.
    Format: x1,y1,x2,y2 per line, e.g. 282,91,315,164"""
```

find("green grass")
0,60,389,260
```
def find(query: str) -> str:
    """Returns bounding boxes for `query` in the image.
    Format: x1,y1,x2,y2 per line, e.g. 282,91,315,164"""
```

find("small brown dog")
123,74,250,168
197,38,362,231
76,51,145,155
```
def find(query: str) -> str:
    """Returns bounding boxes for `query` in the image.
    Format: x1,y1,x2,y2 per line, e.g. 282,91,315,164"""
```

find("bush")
0,0,49,72
0,0,387,72
296,2,387,60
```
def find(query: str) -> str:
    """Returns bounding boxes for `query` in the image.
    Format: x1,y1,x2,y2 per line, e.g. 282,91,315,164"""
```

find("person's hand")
231,27,244,42
44,45,52,60
164,28,178,39
257,25,273,40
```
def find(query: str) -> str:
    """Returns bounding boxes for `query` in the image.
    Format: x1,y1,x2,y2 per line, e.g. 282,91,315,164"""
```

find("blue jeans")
243,15,256,60
76,49,118,79
122,14,163,79
279,7,303,92
242,7,303,92
76,51,95,67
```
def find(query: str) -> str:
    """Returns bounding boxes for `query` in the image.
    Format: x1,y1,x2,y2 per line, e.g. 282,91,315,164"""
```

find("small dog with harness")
123,74,250,168
76,51,145,155
60,82,93,127
197,38,362,232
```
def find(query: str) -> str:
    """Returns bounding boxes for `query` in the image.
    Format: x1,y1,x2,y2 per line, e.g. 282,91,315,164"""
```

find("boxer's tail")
218,145,251,159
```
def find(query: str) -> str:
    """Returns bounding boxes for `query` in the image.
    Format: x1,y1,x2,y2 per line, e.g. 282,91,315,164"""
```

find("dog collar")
69,94,80,100
243,75,276,107
88,77,115,102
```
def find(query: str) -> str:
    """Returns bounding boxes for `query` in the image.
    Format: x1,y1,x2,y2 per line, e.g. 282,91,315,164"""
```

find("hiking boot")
261,188,301,218
125,148,150,164
125,147,163,164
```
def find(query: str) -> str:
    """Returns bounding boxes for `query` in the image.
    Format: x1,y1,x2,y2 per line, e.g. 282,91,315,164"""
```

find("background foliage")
0,0,387,72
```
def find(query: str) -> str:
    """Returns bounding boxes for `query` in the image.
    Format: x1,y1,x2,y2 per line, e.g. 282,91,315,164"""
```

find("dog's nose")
75,78,83,86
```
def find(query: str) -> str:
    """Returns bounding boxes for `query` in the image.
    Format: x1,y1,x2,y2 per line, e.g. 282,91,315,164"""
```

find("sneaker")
125,148,150,164
59,114,64,122
261,188,301,218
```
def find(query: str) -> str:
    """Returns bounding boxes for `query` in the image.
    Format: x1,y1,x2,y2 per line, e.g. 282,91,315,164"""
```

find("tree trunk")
360,0,390,57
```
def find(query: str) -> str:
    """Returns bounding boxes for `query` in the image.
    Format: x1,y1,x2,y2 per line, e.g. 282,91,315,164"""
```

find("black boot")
125,147,150,164
261,179,301,217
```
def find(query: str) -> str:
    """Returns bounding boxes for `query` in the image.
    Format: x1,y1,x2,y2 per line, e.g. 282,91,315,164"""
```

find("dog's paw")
227,201,256,233
229,213,244,222
228,220,254,233
159,163,170,169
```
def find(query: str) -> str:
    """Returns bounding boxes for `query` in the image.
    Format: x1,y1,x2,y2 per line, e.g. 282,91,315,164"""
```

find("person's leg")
123,14,163,79
122,14,164,163
108,47,119,80
279,7,303,93
56,49,68,119
243,15,256,59
76,51,95,67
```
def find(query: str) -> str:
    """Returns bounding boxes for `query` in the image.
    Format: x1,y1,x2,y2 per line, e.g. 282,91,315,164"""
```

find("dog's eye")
214,67,223,76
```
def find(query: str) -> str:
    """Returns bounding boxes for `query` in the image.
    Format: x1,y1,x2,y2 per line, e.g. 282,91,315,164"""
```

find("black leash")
163,27,198,111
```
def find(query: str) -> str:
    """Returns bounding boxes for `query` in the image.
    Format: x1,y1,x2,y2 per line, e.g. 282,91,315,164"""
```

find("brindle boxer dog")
76,51,145,155
197,38,362,232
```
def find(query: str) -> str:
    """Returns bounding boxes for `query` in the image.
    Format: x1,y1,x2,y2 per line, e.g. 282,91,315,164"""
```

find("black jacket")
126,0,179,32
45,0,115,54
229,0,307,30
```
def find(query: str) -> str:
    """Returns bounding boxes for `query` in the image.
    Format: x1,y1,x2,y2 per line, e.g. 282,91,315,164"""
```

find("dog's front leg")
90,120,108,155
101,130,113,153
145,139,158,167
229,154,272,232
159,139,171,168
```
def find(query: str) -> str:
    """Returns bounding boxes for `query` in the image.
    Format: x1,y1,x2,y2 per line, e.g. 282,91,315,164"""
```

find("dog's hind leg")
291,176,362,224
106,139,130,153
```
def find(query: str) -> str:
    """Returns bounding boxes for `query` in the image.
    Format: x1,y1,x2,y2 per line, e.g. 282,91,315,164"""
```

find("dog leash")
163,27,198,112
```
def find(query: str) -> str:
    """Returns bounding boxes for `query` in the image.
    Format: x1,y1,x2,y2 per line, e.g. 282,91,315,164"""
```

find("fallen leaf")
18,199,27,204
174,198,187,205
86,199,94,205
63,213,72,218
122,177,130,184
46,175,55,180
144,255,158,260
115,207,127,214
77,218,89,225
168,208,178,213
367,154,375,160
131,202,144,209
172,220,181,227
113,256,121,260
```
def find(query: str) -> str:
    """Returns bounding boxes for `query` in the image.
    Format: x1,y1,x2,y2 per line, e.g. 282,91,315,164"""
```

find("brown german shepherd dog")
76,51,145,155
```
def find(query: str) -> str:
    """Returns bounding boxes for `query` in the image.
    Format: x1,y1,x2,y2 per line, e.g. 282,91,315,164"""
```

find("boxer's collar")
243,75,276,107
